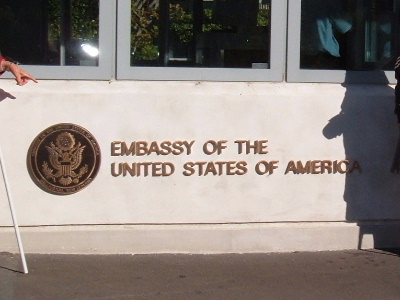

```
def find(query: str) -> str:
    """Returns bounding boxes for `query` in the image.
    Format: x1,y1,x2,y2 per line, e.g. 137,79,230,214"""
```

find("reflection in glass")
0,0,99,66
300,0,399,70
131,0,271,69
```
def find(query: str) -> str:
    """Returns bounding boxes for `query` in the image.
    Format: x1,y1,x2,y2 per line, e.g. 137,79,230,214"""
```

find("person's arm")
0,56,38,85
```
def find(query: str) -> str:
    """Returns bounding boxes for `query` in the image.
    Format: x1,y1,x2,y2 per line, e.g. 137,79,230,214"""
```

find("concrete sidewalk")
1,249,400,300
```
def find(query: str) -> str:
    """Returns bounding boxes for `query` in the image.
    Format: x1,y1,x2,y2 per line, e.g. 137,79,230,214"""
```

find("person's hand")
7,62,38,86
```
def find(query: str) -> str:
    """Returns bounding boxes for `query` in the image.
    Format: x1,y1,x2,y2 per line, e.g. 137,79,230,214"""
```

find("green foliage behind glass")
0,0,98,64
48,0,99,43
131,3,159,61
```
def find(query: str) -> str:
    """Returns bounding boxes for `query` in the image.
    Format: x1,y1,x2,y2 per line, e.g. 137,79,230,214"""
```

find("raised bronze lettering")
111,141,122,156
111,162,175,177
111,140,195,156
235,140,269,154
321,160,333,174
284,159,361,175
297,161,311,174
236,161,248,175
203,140,227,155
121,142,136,156
255,160,279,175
183,161,248,176
159,141,172,155
182,162,195,176
311,161,322,174
225,161,236,175
204,162,218,175
285,160,297,174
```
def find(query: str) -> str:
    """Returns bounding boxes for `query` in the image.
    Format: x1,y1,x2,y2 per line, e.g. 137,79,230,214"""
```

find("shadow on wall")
0,89,16,102
323,71,400,250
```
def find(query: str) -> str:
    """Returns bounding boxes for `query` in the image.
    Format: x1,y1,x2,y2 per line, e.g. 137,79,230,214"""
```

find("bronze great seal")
27,123,101,195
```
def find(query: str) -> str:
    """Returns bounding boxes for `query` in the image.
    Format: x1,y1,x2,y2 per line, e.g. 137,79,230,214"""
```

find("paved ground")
0,249,400,300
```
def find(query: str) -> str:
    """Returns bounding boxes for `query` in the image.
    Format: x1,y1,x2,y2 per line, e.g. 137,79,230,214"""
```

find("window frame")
1,0,116,81
287,0,396,84
117,0,287,81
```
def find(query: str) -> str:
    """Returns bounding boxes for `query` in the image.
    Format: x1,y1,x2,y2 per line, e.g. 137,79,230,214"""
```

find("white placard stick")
0,147,28,274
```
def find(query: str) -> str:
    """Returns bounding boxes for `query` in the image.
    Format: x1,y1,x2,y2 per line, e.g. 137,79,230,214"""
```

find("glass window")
287,0,399,83
0,0,99,66
118,0,287,81
131,0,270,69
0,0,115,80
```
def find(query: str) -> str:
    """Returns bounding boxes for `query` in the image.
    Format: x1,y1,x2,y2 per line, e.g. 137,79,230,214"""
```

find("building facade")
0,0,400,254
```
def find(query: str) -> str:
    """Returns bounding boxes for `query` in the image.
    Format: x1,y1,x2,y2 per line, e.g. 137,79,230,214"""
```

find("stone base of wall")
1,222,399,254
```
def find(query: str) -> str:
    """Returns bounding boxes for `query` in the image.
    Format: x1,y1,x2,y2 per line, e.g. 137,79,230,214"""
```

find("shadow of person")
323,71,400,250
0,89,16,102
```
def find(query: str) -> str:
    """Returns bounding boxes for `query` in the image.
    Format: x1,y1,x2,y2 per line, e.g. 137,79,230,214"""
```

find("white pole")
0,147,28,274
